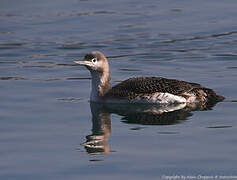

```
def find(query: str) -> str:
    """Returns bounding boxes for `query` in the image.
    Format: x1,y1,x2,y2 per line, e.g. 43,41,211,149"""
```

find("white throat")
90,70,111,102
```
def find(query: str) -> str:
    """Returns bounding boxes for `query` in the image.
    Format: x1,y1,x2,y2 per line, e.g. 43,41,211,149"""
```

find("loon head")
74,51,111,99
74,51,110,74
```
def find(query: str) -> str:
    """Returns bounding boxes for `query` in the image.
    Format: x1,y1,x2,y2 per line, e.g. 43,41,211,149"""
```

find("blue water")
1,0,237,179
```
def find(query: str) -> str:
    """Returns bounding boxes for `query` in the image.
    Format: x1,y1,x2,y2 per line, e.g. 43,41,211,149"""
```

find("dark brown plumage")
105,77,224,103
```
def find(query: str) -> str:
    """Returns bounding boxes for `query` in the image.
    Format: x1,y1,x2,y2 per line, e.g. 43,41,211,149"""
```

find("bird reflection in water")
81,104,111,155
81,101,220,154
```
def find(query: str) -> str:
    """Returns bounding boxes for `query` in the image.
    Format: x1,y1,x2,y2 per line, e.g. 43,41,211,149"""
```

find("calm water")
1,0,237,179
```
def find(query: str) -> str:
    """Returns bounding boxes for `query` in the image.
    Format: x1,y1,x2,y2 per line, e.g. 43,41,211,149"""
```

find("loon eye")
92,58,97,63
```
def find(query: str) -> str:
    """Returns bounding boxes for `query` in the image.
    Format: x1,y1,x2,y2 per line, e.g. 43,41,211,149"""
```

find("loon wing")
106,77,202,99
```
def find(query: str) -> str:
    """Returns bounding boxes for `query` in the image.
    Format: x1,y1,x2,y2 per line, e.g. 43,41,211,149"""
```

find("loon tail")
203,88,225,102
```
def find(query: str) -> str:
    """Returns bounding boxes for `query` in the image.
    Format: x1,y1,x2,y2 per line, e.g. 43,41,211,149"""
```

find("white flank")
100,92,187,104
132,92,187,104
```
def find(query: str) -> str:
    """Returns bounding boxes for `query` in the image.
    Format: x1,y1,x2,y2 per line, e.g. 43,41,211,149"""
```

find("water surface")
1,0,237,179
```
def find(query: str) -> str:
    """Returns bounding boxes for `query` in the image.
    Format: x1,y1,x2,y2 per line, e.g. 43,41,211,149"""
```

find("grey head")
74,51,110,74
74,51,111,98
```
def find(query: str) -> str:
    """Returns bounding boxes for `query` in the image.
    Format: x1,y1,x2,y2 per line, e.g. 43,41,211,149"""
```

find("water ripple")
0,76,91,82
163,31,237,43
69,11,115,16
119,68,142,72
0,61,26,65
0,77,26,80
227,67,237,69
28,54,66,58
0,42,38,47
158,131,180,135
207,125,232,129
22,65,55,68
59,42,86,49
107,53,150,59
57,98,84,102
129,127,145,130
0,32,12,34
55,11,115,17
0,13,17,17
214,53,237,57
45,77,91,81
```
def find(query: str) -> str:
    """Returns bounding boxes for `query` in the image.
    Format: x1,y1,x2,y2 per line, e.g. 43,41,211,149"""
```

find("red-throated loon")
74,51,224,104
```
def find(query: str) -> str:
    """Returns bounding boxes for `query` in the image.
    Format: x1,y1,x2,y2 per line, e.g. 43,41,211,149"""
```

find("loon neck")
90,70,111,101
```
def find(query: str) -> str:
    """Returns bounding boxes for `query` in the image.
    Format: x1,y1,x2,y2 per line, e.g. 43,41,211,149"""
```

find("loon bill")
74,51,224,105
